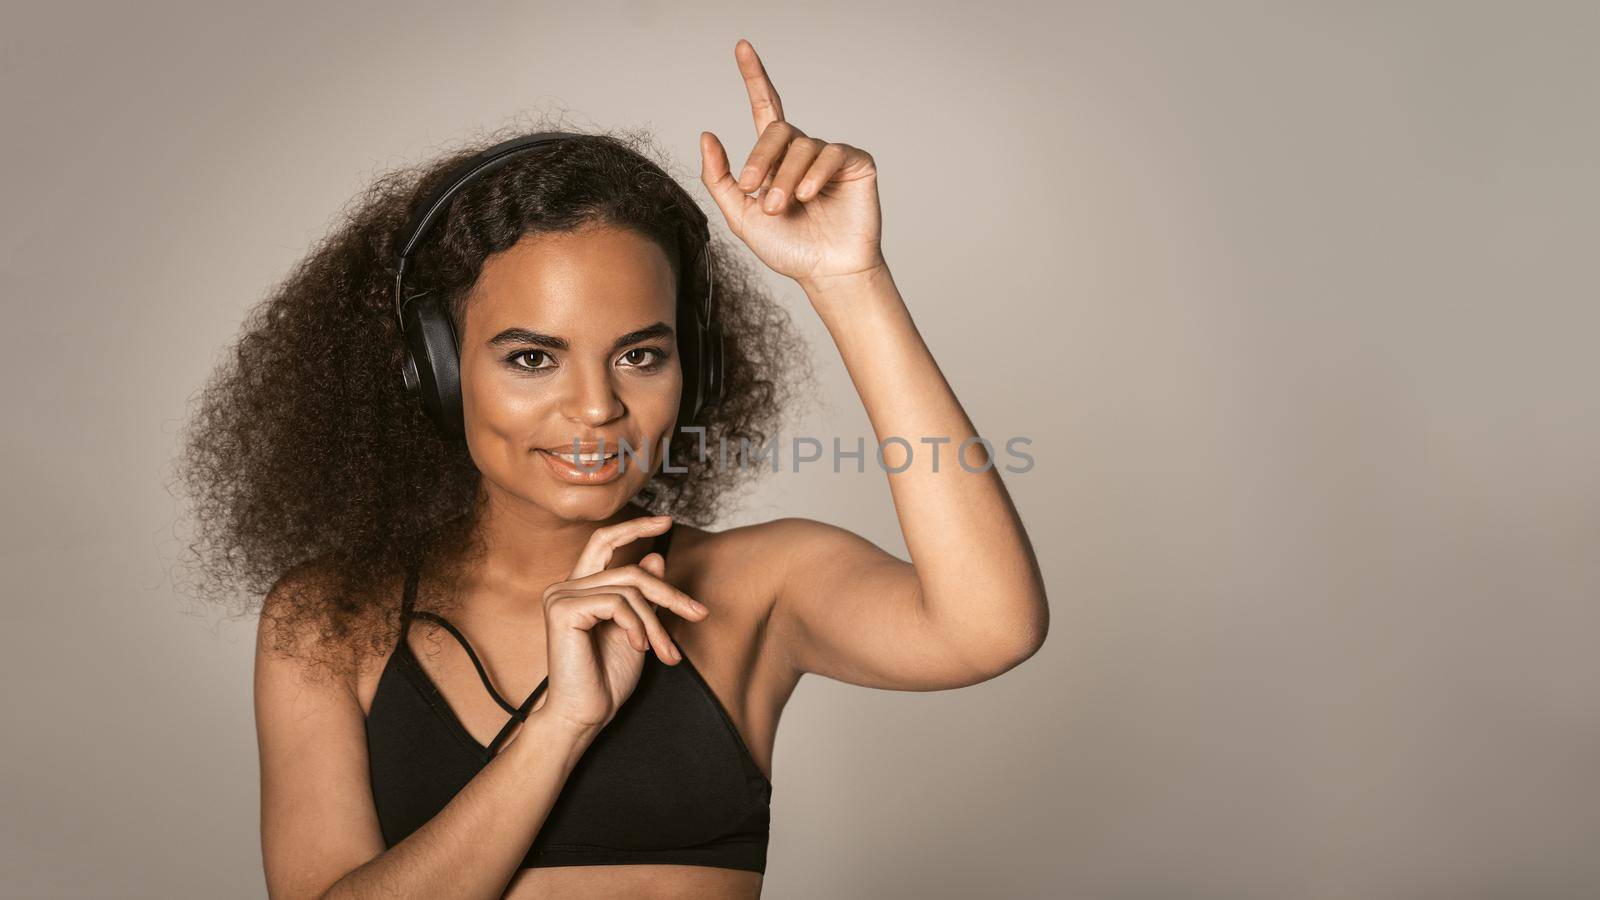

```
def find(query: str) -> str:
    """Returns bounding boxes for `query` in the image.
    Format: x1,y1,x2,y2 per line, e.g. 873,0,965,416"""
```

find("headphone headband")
392,131,723,439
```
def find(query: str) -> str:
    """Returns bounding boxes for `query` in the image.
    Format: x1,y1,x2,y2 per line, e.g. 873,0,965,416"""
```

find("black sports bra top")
364,523,773,873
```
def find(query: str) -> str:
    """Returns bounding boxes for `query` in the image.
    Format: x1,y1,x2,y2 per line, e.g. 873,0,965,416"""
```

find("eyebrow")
485,321,675,352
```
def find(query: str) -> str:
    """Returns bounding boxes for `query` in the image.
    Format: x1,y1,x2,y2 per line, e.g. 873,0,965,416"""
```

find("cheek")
461,363,546,449
634,362,684,432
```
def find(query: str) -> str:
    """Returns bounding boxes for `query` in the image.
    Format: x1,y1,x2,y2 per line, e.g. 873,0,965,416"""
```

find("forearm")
801,265,1049,659
320,709,597,900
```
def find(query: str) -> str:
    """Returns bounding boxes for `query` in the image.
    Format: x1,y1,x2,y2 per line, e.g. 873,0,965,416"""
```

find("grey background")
3,1,1598,897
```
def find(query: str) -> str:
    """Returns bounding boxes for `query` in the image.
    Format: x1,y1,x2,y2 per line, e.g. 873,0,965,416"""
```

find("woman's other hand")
536,515,711,734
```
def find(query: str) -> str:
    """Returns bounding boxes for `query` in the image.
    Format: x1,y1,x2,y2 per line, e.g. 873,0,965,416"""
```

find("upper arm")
255,571,385,899
766,517,1004,691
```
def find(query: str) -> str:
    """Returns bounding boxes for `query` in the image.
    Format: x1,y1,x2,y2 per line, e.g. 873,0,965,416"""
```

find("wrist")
796,259,893,299
503,706,604,768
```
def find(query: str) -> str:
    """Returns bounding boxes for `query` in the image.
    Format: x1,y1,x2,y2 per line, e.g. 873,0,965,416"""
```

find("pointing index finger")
735,38,785,137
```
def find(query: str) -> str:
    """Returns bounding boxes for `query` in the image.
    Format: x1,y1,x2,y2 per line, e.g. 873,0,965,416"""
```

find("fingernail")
691,601,709,614
764,187,784,212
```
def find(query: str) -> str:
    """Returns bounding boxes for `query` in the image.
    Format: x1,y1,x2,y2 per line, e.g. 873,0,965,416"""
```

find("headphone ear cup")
675,336,702,437
675,321,725,435
400,295,465,437
703,321,725,413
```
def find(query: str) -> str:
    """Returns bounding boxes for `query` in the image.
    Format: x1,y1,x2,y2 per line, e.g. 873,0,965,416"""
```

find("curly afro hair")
170,115,814,678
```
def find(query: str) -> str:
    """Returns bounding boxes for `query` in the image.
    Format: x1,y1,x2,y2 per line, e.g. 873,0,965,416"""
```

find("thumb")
639,551,666,577
699,131,747,227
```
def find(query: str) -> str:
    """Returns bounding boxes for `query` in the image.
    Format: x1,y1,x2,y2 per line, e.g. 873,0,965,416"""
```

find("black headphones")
393,131,725,440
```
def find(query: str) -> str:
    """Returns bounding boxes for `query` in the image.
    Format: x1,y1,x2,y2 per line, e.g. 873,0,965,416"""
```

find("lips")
535,444,625,485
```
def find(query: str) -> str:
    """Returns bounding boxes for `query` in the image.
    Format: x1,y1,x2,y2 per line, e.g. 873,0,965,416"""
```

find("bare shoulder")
661,516,870,668
662,516,825,611
676,516,886,586
256,560,400,697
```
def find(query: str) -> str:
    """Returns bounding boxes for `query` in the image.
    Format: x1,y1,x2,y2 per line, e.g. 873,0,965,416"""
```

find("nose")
558,359,626,425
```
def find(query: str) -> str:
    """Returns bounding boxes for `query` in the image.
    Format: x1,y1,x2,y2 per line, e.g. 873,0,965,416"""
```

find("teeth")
550,451,616,464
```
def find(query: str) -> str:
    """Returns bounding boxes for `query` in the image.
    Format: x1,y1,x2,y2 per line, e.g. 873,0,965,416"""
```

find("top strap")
399,556,421,632
409,611,520,715
487,675,549,757
398,554,519,715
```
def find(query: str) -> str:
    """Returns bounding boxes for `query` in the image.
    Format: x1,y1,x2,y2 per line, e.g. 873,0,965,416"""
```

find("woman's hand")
700,38,886,290
534,515,710,734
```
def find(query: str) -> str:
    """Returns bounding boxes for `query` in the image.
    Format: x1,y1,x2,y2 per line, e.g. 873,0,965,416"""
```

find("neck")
458,483,654,612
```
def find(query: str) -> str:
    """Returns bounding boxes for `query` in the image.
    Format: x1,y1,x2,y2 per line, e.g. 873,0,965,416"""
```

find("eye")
507,349,555,371
618,347,669,369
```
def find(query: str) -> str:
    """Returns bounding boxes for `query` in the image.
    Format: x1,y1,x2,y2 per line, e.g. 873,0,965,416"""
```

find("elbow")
966,595,1050,682
922,581,1051,683
1021,618,1049,663
1002,592,1050,671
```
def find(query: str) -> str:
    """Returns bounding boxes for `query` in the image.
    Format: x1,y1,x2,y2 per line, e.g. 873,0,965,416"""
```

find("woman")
179,39,1047,899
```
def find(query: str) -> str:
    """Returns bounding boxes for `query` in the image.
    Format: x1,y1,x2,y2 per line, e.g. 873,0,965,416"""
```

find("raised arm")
698,40,1049,692
764,268,1049,691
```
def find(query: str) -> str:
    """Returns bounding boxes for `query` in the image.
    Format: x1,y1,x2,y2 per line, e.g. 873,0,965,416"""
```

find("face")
457,224,682,523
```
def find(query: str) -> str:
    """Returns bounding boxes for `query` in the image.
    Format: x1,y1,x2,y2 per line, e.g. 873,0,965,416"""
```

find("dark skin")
258,38,1047,900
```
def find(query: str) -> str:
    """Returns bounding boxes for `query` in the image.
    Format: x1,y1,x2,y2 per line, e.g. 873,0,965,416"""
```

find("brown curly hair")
169,114,814,678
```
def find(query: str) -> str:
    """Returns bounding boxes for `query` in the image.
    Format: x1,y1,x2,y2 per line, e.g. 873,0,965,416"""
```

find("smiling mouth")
541,449,619,465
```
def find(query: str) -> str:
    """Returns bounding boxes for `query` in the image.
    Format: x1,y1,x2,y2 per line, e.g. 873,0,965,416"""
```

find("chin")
535,476,651,521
